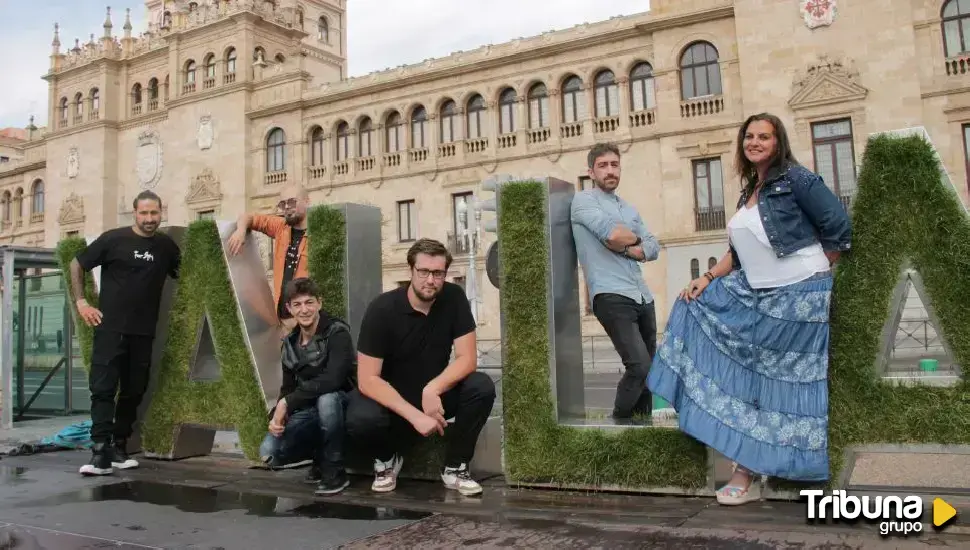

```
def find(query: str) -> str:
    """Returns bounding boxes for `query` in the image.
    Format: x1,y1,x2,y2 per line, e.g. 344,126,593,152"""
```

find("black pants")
89,328,154,445
345,371,496,468
592,293,657,418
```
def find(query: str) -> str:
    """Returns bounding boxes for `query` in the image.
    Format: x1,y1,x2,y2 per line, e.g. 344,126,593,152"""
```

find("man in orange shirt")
227,183,310,334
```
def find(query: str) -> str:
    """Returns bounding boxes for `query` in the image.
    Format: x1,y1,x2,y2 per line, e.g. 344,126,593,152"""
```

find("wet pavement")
1,453,969,548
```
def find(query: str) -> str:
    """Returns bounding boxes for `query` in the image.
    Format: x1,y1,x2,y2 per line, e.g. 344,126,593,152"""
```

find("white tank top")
727,203,829,289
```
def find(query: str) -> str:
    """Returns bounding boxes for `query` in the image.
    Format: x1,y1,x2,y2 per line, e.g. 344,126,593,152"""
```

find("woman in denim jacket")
647,113,851,505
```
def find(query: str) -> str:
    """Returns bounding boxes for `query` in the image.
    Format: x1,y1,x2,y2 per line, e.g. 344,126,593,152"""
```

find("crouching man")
259,277,356,495
346,238,496,496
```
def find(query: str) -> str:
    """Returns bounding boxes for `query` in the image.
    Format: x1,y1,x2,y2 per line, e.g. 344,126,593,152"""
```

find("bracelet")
703,271,715,282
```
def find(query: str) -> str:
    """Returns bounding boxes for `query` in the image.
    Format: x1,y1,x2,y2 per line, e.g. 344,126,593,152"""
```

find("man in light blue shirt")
571,143,661,420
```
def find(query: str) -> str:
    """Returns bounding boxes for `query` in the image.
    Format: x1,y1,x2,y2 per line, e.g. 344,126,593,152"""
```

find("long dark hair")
734,113,798,197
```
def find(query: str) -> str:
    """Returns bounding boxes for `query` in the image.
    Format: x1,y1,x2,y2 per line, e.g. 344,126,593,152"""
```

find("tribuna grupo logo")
801,490,925,536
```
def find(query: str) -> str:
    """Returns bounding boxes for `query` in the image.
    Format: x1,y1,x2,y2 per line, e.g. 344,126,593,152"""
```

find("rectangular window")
692,157,725,231
197,209,215,220
631,78,656,111
811,118,857,208
397,200,416,242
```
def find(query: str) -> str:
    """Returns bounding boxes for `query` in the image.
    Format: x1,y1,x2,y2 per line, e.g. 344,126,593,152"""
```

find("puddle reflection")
18,480,431,520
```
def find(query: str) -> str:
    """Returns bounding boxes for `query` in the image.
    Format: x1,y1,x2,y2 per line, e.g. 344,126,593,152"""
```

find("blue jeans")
258,391,347,469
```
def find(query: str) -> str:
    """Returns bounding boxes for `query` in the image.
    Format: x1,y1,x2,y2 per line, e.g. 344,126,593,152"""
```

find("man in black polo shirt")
69,190,181,476
346,238,495,496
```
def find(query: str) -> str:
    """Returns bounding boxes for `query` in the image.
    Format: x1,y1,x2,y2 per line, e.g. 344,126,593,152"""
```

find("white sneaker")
441,463,482,496
371,454,403,493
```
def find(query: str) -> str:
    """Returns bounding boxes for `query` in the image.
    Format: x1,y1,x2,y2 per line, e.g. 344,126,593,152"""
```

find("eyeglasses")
414,268,447,280
277,198,299,211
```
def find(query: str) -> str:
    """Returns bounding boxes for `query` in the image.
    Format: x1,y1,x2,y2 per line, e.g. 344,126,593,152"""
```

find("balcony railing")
695,207,726,231
447,230,480,255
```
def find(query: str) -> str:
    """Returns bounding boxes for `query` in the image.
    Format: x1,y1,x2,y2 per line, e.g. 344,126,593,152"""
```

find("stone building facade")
0,0,968,341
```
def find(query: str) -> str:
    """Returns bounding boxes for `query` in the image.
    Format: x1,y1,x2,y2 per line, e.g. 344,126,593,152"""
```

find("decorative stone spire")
26,116,36,140
51,23,61,53
124,7,132,38
103,6,113,38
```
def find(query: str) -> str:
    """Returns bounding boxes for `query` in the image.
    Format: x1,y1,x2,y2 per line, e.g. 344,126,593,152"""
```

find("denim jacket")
730,162,851,268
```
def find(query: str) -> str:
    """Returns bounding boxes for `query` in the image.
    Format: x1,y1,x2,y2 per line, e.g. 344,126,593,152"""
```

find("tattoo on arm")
69,259,87,304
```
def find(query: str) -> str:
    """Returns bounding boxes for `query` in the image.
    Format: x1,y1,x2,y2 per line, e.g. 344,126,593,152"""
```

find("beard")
138,221,159,234
284,212,304,225
411,282,441,302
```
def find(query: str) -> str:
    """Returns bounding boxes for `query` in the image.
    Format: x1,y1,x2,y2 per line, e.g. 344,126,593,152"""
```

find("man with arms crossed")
71,190,181,476
227,183,310,334
259,277,356,495
571,143,661,421
346,238,496,496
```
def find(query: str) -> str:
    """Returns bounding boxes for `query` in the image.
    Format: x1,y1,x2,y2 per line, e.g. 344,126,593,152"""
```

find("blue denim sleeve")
792,171,852,252
570,192,613,242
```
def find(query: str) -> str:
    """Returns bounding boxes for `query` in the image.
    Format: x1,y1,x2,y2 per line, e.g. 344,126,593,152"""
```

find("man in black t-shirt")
70,190,181,477
346,238,496,497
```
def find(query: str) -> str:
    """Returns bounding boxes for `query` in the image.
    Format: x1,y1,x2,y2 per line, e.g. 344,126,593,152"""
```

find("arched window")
132,83,142,105
359,117,374,157
498,88,516,134
411,106,428,148
690,259,700,280
147,79,159,110
254,47,266,63
466,94,485,139
90,88,100,115
74,92,84,119
310,127,324,166
13,188,23,220
708,257,717,270
274,53,285,64
335,121,350,161
30,180,44,215
439,100,457,143
204,54,216,80
630,62,656,111
1,191,10,222
561,75,585,123
296,9,304,29
185,60,197,85
59,97,68,125
265,128,285,172
318,17,329,42
528,83,549,129
226,48,237,76
162,10,172,28
386,111,402,152
680,41,721,99
594,70,619,117
943,0,970,57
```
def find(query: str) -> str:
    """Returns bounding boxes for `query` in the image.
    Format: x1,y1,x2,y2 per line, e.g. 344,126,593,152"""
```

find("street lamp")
455,197,479,324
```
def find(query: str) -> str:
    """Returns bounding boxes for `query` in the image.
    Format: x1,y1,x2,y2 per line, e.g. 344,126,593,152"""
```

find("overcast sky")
0,0,648,129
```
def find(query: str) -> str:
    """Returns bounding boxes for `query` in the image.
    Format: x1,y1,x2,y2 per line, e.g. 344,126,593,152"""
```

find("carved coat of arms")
136,130,163,189
800,0,837,29
198,115,214,150
67,147,79,179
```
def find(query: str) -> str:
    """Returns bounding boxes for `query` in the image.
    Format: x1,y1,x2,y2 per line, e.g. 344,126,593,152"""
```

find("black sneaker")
315,468,349,495
303,464,322,484
79,442,114,476
109,439,139,470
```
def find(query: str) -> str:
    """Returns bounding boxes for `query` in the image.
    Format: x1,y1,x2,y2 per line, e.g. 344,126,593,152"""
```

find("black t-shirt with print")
76,227,181,336
277,228,305,319
356,282,477,406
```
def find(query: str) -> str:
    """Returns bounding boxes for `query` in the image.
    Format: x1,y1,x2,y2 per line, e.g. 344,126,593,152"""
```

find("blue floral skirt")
646,269,832,481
